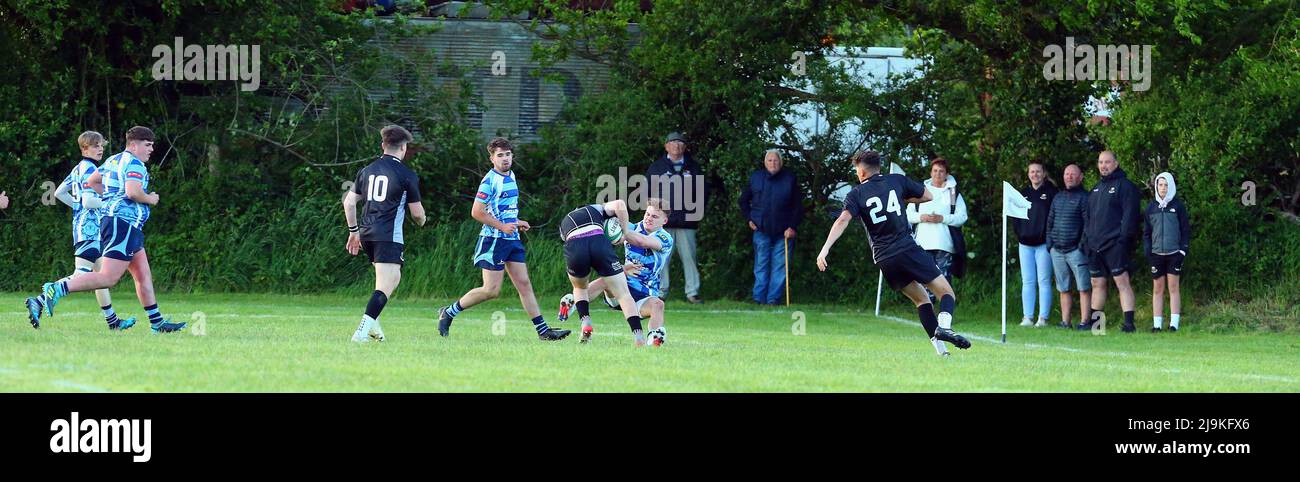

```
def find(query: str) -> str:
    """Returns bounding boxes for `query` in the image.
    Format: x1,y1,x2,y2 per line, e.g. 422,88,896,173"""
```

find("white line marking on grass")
873,315,1128,355
0,366,111,393
51,380,109,393
876,314,1299,385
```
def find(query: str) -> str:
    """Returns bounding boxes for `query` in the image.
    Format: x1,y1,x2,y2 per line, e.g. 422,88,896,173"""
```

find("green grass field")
1,292,1297,392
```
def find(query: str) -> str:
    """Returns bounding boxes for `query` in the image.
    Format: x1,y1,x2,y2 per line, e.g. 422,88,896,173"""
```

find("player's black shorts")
1148,252,1185,279
1087,242,1130,278
362,240,405,265
878,245,943,290
564,233,623,278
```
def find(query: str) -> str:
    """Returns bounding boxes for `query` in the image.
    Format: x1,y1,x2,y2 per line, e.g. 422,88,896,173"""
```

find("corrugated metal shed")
366,18,613,143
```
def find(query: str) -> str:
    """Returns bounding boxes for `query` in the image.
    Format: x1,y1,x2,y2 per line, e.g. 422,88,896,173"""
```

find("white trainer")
368,319,386,342
1019,318,1034,327
351,316,373,343
1034,318,1048,328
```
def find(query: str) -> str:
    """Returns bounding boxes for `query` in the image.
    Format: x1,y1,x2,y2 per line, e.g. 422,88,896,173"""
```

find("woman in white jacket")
906,159,968,301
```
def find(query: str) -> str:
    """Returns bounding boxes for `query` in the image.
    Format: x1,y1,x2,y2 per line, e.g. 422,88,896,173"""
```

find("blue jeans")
1018,243,1053,320
752,231,789,304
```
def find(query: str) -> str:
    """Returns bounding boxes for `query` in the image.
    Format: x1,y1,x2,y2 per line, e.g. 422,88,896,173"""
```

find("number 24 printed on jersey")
865,191,901,224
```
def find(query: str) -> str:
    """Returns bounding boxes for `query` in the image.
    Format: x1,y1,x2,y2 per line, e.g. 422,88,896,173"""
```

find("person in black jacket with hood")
739,149,803,305
646,132,707,304
1143,171,1190,332
1013,162,1057,328
1081,150,1142,333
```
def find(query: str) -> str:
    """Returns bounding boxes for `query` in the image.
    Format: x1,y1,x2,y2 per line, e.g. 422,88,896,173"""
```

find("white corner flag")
875,163,908,317
1001,181,1031,343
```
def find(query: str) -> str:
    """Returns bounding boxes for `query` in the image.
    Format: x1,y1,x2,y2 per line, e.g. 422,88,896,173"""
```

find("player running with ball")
816,151,972,356
559,199,661,346
560,198,673,346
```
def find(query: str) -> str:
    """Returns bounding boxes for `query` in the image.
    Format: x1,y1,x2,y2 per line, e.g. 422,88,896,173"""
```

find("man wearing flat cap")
645,131,707,304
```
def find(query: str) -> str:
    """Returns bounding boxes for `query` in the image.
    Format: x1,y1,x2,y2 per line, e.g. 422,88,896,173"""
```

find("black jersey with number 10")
844,173,927,263
352,154,422,244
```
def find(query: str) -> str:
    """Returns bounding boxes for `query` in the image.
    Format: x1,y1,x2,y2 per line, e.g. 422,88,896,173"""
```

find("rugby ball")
602,217,625,244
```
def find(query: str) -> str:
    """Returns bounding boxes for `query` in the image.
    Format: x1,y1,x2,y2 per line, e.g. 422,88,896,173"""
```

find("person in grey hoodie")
1046,163,1090,328
1143,172,1190,332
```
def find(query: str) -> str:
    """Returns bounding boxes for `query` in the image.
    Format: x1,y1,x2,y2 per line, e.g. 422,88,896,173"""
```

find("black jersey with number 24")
844,173,927,263
352,154,422,244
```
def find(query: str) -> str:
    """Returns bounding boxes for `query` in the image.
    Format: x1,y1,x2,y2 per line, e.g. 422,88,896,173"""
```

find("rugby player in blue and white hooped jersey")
50,131,136,330
816,150,971,356
437,137,569,341
573,199,674,346
25,126,185,333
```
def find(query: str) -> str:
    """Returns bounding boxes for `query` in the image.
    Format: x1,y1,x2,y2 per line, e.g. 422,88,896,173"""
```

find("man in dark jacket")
1081,150,1142,333
1046,163,1091,328
739,149,803,305
1012,162,1057,327
646,132,707,303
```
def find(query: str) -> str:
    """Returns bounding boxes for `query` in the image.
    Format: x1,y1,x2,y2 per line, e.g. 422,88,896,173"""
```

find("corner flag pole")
1001,207,1008,343
1000,181,1032,344
874,271,884,316
784,237,791,306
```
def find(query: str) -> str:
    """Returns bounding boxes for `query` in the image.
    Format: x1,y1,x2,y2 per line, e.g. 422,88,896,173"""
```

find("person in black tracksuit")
1143,172,1191,332
1080,150,1142,332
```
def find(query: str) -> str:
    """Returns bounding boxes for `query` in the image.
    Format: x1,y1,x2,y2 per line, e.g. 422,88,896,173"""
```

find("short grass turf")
1,292,1297,392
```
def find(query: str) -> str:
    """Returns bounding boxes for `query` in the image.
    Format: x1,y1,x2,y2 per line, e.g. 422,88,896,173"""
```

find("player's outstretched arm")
625,230,662,251
817,210,854,271
407,201,426,226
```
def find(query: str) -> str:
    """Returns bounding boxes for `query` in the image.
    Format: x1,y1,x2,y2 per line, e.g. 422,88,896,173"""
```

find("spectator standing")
739,149,803,305
1013,162,1057,327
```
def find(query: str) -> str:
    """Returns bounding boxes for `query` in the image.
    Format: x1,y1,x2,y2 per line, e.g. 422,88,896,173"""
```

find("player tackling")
561,198,673,346
559,199,660,346
817,151,971,356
